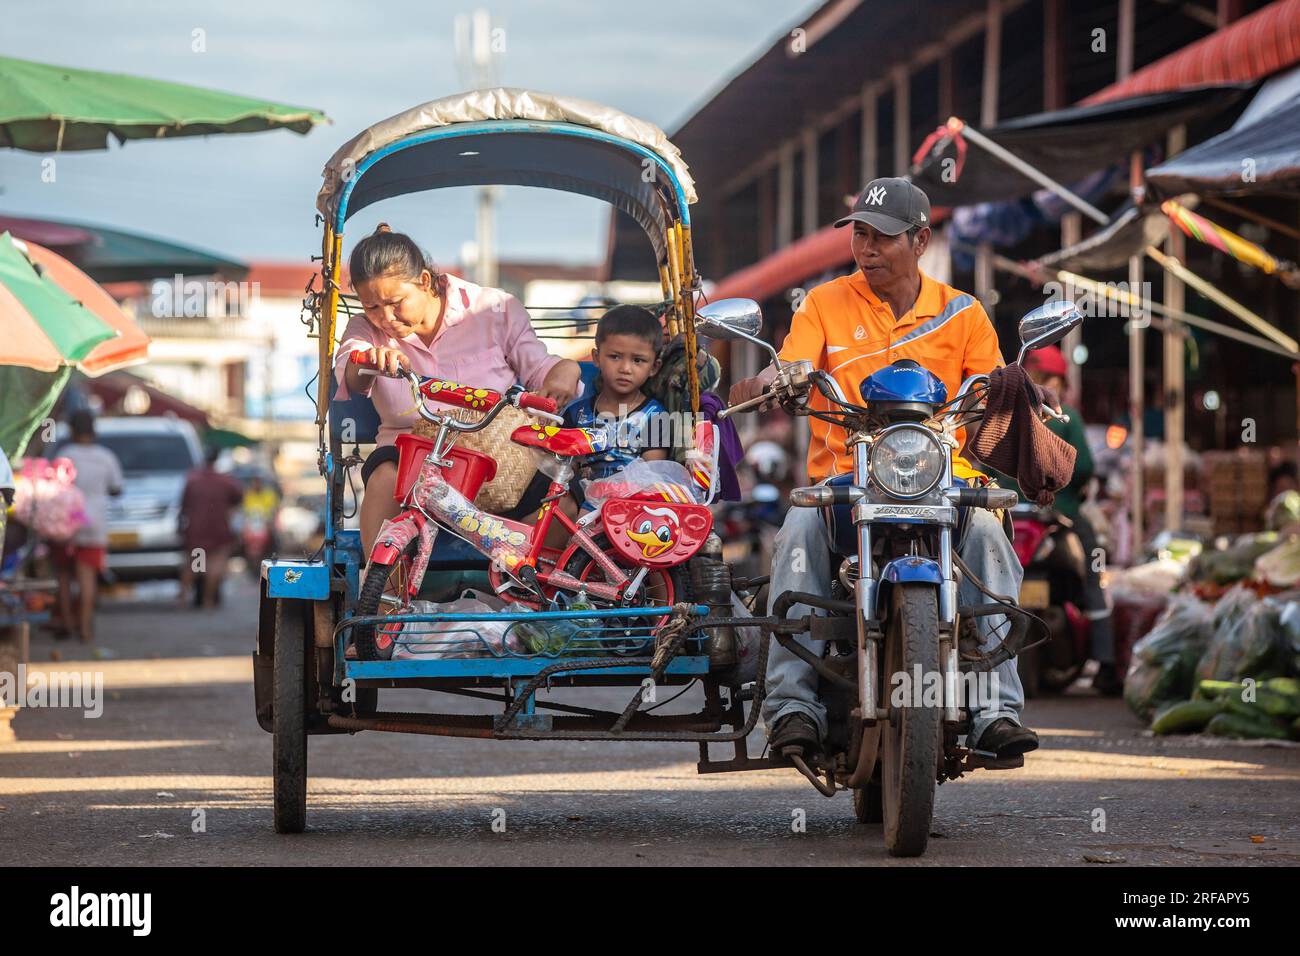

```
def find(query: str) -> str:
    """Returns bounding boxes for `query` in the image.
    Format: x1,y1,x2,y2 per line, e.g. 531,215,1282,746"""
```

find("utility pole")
454,10,500,288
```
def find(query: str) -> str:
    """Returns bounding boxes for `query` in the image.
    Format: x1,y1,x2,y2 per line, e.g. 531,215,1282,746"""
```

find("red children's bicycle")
348,351,714,660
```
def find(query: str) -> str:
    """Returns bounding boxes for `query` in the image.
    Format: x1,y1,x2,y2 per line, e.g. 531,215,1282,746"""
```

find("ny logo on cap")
864,186,887,205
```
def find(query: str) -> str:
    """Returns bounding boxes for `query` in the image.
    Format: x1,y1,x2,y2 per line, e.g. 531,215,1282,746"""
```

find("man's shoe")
1092,662,1124,697
974,717,1039,758
768,712,821,758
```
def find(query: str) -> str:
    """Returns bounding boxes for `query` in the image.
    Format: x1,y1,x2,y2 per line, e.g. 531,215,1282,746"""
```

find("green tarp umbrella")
0,55,328,152
0,231,120,458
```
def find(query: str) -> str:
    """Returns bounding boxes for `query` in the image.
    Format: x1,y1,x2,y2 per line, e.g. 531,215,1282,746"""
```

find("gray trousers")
761,504,1025,745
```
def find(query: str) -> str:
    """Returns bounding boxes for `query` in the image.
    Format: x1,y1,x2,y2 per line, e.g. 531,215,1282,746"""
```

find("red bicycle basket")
392,434,498,502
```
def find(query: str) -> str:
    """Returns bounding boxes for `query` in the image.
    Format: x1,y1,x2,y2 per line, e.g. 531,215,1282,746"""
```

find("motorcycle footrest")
962,748,1025,771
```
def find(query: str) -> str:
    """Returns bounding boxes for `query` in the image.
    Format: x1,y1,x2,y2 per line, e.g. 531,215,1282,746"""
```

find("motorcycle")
708,297,1081,856
1010,502,1090,697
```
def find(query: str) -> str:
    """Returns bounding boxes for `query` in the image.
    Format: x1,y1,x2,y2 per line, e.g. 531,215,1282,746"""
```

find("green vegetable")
1151,699,1224,735
1265,677,1300,697
1205,712,1290,740
1196,679,1243,699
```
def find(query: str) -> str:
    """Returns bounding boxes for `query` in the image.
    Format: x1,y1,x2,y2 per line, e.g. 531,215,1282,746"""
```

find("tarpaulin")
913,85,1251,207
1146,67,1300,199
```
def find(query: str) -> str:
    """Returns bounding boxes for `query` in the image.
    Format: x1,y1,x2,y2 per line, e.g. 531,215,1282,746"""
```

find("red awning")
1084,0,1300,105
710,226,846,302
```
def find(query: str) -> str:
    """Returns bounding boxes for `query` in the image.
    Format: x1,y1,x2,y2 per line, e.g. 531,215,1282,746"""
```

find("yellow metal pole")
679,224,701,416
317,224,343,428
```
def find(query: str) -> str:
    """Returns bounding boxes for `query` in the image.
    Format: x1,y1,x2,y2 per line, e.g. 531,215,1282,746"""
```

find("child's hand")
539,359,582,404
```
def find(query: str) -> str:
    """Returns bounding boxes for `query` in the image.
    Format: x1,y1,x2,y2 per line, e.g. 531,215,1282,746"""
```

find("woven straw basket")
413,404,538,513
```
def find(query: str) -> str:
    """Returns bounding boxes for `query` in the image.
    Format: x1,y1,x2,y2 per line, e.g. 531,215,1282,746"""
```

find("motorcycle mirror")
696,298,763,341
1015,300,1084,365
696,298,783,368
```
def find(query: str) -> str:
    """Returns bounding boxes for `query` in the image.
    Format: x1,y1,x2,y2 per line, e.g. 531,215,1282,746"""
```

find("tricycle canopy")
318,87,695,237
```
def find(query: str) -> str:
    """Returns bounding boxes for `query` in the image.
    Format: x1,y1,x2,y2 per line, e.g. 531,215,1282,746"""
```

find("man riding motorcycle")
729,178,1039,761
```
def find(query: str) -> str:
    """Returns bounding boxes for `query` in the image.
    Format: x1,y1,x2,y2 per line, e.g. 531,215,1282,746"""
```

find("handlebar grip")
947,487,1020,510
519,392,558,414
349,349,378,368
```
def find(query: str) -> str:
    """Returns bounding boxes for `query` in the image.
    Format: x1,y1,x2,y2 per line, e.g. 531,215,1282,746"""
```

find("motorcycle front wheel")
881,583,942,857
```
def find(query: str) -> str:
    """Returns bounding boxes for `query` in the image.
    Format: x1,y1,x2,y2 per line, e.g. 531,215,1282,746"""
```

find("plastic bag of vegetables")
1123,594,1213,721
1197,588,1290,682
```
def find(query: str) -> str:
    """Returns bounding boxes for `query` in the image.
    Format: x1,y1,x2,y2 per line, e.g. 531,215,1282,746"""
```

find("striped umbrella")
19,238,149,374
0,230,118,371
1160,199,1299,281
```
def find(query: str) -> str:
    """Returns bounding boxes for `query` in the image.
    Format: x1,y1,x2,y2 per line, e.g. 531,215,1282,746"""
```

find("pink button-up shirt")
333,274,563,448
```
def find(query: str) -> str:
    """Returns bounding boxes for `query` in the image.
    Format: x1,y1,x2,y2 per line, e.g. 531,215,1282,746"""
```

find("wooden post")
802,127,819,237
860,85,878,186
976,0,1002,318
777,142,795,249
1164,125,1186,534
1128,153,1145,560
893,66,910,179
1061,212,1083,406
1118,0,1135,82
1043,0,1067,111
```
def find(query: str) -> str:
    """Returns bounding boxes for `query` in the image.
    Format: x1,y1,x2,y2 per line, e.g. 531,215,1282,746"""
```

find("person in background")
178,447,243,609
54,410,123,643
984,345,1120,695
240,474,279,578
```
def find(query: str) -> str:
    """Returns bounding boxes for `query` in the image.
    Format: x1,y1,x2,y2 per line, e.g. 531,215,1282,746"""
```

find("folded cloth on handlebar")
971,365,1076,506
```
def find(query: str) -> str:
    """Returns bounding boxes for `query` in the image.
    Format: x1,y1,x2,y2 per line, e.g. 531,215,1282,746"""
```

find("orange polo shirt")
777,269,1003,482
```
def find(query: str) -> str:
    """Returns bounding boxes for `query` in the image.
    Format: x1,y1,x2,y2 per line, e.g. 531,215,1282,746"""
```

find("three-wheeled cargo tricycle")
255,88,1077,857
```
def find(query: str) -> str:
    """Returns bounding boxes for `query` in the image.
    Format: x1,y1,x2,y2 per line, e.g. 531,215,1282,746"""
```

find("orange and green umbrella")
0,230,118,371
18,238,150,374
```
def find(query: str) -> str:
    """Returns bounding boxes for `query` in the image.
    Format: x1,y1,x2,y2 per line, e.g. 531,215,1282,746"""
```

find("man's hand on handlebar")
728,364,778,408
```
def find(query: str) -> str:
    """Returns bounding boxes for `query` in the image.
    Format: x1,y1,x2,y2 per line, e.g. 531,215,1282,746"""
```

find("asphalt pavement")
2,572,1298,866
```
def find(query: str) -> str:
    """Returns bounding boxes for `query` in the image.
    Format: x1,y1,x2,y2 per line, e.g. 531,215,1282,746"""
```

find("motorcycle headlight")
868,425,945,499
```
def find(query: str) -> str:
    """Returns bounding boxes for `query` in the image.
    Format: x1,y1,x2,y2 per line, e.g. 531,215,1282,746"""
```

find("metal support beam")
1128,150,1144,561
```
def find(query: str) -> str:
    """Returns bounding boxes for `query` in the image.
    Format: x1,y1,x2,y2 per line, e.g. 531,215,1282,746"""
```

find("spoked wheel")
880,583,942,857
562,533,685,631
354,538,418,661
273,600,308,834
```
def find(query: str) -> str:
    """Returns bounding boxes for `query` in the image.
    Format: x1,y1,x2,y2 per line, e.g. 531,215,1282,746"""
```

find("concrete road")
2,574,1298,866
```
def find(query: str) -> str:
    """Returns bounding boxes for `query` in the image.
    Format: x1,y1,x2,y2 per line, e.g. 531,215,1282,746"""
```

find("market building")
608,0,1300,551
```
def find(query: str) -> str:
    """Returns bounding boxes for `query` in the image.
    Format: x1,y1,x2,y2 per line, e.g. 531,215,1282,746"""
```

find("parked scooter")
1010,501,1089,697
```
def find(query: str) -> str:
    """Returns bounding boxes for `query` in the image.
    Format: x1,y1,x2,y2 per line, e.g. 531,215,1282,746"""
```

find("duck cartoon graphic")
624,505,680,560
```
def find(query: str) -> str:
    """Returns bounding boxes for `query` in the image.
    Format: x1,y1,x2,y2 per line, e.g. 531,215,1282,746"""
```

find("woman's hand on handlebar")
353,346,411,377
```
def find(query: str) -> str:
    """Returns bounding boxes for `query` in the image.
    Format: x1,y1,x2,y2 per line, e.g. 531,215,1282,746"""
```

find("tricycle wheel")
881,584,941,857
273,600,308,834
853,776,883,824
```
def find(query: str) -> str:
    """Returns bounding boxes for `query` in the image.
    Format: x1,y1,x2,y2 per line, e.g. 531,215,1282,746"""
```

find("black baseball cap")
834,177,931,235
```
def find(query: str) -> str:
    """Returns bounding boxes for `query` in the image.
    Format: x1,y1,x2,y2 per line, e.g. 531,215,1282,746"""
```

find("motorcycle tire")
881,583,942,858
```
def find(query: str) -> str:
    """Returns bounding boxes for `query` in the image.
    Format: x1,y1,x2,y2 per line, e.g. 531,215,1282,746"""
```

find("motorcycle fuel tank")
858,361,948,405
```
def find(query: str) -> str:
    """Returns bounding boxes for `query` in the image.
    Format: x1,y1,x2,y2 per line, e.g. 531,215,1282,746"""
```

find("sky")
0,0,820,269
